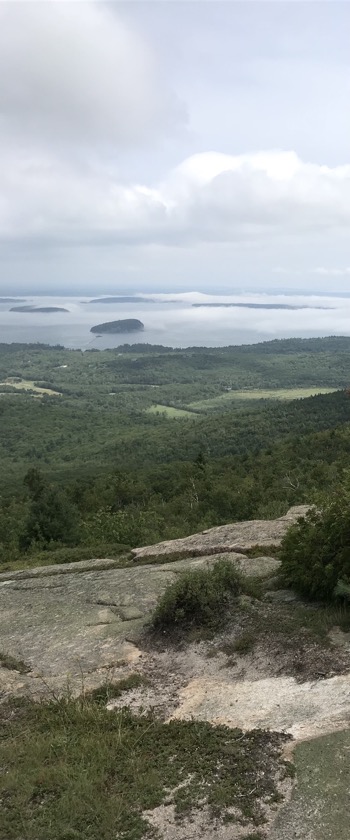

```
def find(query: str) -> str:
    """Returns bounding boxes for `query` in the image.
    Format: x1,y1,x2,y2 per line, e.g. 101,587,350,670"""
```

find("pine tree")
21,478,79,551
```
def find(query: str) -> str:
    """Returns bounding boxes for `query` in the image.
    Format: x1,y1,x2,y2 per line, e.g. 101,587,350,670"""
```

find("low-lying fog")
0,291,349,349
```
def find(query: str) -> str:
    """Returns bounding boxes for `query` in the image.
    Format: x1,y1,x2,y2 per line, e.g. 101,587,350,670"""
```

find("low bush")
0,695,289,840
280,476,350,601
151,559,241,633
230,632,256,655
86,673,147,705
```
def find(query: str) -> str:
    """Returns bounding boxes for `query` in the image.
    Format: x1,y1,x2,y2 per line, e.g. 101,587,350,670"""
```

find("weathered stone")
169,673,350,740
0,507,306,700
132,505,310,559
118,606,145,621
235,555,281,578
0,556,123,583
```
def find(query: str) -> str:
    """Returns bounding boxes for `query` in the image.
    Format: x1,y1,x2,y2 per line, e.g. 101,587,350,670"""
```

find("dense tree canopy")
0,337,350,567
280,476,350,601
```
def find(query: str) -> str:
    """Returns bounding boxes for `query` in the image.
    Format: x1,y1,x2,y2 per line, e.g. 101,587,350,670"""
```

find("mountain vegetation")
280,475,350,601
0,336,350,574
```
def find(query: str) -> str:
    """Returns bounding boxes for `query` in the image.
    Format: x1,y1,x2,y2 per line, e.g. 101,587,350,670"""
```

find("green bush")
151,559,241,633
280,477,350,601
81,506,165,548
21,483,80,551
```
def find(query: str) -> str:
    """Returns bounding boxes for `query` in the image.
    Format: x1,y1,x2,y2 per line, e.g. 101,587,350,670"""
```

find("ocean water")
0,291,349,350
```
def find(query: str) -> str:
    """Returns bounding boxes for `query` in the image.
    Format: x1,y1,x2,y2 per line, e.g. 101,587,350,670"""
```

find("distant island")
10,306,69,313
87,296,154,304
192,303,331,310
90,319,144,334
0,298,26,304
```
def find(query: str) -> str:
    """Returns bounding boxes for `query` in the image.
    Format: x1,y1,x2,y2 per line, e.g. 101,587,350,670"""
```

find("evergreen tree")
21,483,79,551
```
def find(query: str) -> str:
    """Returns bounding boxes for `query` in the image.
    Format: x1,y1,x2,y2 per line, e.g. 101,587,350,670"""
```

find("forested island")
0,298,26,304
10,306,69,313
90,318,144,334
192,302,331,310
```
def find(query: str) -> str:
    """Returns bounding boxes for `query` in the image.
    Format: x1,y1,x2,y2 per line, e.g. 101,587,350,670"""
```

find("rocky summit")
0,506,307,700
132,505,310,559
2,505,350,840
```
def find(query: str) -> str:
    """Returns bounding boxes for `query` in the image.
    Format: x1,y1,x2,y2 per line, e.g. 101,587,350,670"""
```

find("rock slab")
0,507,307,699
132,505,310,559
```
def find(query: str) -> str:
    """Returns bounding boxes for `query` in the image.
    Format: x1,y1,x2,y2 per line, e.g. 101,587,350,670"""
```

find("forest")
1,335,350,568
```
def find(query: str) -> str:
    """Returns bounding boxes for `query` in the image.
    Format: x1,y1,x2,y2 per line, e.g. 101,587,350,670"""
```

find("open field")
188,387,338,411
0,378,61,397
147,403,198,418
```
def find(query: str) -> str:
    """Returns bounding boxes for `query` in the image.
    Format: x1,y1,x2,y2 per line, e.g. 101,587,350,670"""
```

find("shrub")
86,674,147,705
151,559,241,633
231,632,256,655
21,484,80,551
280,476,350,601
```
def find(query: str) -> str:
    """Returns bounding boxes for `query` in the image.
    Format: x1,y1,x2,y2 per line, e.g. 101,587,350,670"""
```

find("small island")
90,319,144,334
192,303,331,310
10,306,69,313
0,298,26,304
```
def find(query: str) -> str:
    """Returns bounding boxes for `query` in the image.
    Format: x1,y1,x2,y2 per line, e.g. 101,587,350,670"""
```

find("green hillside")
1,336,350,568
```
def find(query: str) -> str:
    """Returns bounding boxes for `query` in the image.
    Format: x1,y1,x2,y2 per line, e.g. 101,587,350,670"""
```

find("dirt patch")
219,599,350,683
110,595,350,729
141,596,350,687
144,802,274,840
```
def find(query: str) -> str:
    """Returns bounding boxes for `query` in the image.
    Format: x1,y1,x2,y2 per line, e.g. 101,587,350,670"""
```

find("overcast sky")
1,0,350,295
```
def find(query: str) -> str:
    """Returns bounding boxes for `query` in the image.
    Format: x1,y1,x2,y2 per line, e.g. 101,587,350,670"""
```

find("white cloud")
274,266,350,277
0,2,182,151
1,149,350,249
312,267,350,276
1,2,350,295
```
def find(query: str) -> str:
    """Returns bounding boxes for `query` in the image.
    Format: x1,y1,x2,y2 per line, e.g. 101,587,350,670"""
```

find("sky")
0,0,350,295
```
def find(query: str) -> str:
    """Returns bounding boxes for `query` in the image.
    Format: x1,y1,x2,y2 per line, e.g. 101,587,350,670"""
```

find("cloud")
312,267,350,276
1,2,349,262
0,2,182,151
1,149,350,250
274,266,350,277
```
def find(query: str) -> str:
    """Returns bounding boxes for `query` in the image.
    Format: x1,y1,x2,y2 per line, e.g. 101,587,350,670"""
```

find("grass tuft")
86,673,148,705
225,632,256,656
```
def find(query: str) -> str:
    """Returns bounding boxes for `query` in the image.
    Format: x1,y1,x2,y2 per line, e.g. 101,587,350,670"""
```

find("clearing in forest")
0,378,61,397
147,403,198,418
189,386,337,410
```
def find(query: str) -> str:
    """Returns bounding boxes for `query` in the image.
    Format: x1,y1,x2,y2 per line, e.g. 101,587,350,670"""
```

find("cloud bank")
0,2,182,151
1,149,350,249
1,1,350,293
